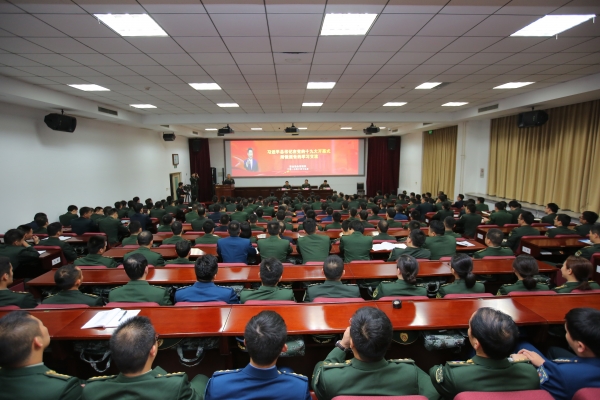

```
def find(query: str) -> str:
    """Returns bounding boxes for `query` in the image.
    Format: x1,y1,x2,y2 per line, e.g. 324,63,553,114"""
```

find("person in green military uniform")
554,256,600,293
167,241,194,265
84,316,207,400
162,221,186,245
185,204,200,222
39,222,78,262
385,208,404,228
455,203,482,238
301,179,311,189
431,201,454,222
121,221,142,246
115,200,128,219
230,203,249,223
0,228,41,279
312,307,440,400
0,257,37,308
254,208,270,223
276,210,293,231
123,231,165,267
98,208,129,246
282,180,292,189
496,255,549,295
483,202,513,227
423,221,456,261
504,211,541,252
367,206,383,221
375,220,397,241
90,207,105,222
546,214,575,238
388,229,431,261
223,173,235,184
157,214,173,232
357,210,373,230
304,255,360,302
429,307,539,398
297,219,331,264
325,211,343,230
240,258,295,303
340,220,374,263
59,205,78,227
575,211,598,237
443,217,462,238
373,255,428,299
473,228,514,259
257,222,292,263
0,311,83,399
32,213,49,235
574,222,600,260
541,202,559,225
42,264,102,306
403,210,428,229
109,253,171,305
437,254,485,297
149,201,166,220
74,235,118,268
190,207,209,231
248,214,266,232
507,200,524,224
319,180,331,190
195,220,221,245
475,197,489,212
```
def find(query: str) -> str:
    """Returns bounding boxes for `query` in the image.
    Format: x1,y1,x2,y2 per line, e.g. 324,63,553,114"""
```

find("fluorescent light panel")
68,84,110,91
217,103,239,107
205,128,217,131
321,13,378,36
94,14,167,37
302,102,323,107
383,102,407,106
340,127,352,130
130,104,156,108
251,128,262,130
416,82,442,89
511,15,595,37
442,102,468,107
307,82,336,89
189,83,221,90
494,82,534,89
298,127,308,130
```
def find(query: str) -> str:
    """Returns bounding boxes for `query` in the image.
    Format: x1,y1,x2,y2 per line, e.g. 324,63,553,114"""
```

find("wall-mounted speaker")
44,113,77,132
163,132,176,141
191,139,201,152
518,110,549,128
211,167,217,185
388,137,397,151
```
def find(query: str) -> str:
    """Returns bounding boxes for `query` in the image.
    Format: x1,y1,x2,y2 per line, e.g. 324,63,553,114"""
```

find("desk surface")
513,294,600,323
520,237,588,248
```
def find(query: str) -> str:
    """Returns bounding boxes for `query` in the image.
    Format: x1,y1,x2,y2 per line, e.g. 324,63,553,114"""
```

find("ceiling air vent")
160,124,170,128
192,131,199,135
422,123,432,126
97,106,118,116
478,104,499,113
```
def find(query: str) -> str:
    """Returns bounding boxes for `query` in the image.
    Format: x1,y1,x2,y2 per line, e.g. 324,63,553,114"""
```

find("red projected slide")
229,139,360,177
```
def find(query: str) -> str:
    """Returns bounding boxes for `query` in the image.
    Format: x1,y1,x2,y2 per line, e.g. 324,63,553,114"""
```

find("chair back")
312,297,365,303
454,390,554,400
350,260,383,264
159,244,176,248
305,262,324,265
553,234,582,238
439,257,453,261
332,396,428,400
105,302,159,307
443,293,494,299
244,300,297,305
35,304,90,309
165,264,194,268
482,256,516,260
187,231,204,235
0,305,20,310
77,265,108,269
378,296,429,301
82,232,106,237
194,244,218,248
573,388,600,400
503,224,520,228
34,245,67,267
572,289,600,293
175,301,227,307
507,291,557,296
219,263,247,267
122,245,140,249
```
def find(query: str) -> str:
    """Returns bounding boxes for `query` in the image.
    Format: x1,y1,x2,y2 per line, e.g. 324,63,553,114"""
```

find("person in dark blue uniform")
512,307,600,400
204,310,311,400
216,221,255,264
174,254,239,304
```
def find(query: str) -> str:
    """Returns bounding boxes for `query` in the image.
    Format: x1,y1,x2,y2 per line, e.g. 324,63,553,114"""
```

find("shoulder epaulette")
213,369,241,376
502,282,515,287
554,284,566,289
175,285,192,291
45,370,73,380
388,358,415,364
323,360,351,368
88,374,116,381
109,285,124,290
475,249,485,253
83,293,99,298
281,371,308,380
241,288,256,292
307,283,323,287
156,372,186,378
448,359,475,367
440,282,451,287
553,359,577,363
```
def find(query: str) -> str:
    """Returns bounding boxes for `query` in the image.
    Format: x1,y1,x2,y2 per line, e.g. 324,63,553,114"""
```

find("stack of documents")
81,308,140,329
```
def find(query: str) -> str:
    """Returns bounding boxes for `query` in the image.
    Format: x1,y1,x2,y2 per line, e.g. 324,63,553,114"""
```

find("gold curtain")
488,99,600,213
422,126,457,195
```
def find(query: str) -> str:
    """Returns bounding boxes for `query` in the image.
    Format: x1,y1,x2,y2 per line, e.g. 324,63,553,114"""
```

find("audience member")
42,264,102,306
174,254,238,304
109,253,171,305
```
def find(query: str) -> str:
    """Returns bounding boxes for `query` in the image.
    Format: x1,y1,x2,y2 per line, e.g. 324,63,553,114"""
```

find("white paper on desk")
579,239,592,245
82,308,140,329
190,248,204,255
540,251,552,255
257,234,267,239
546,226,556,229
37,250,46,255
59,236,71,241
457,241,476,247
372,242,406,251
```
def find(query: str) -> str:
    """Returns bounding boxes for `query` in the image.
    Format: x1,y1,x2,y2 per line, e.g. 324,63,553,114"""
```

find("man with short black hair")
0,257,37,308
121,221,142,245
368,206,383,221
508,200,524,224
452,194,465,209
185,204,200,222
423,220,457,260
190,207,208,231
205,310,310,399
248,213,265,232
217,221,255,264
444,216,461,238
575,223,600,260
473,228,514,259
215,214,230,232
575,211,599,237
90,207,105,222
0,311,83,399
59,205,79,227
42,264,102,306
129,203,152,230
168,241,194,265
240,258,294,303
358,210,372,229
319,179,330,190
476,197,489,212
74,235,118,268
70,206,98,235
98,208,129,246
340,220,373,263
324,211,342,230
484,202,512,227
430,308,538,398
546,214,575,238
389,229,431,260
109,253,171,305
304,255,359,302
0,228,40,278
415,197,435,220
257,222,292,263
403,210,427,229
32,213,49,234
84,316,207,399
174,254,238,303
231,203,249,223
313,307,438,399
195,220,221,245
541,203,560,224
297,219,331,263
386,208,404,227
376,220,396,241
162,221,186,245
123,231,165,267
455,203,482,238
504,211,540,252
41,222,78,262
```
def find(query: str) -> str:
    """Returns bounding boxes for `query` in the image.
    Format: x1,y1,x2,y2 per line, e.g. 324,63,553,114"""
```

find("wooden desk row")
2,294,599,340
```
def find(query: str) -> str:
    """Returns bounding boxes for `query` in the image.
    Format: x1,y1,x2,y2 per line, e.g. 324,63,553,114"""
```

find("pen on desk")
117,311,127,322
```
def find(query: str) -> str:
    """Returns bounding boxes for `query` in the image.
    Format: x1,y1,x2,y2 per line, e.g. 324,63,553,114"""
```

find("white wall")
398,131,423,194
454,119,491,197
0,102,190,232
208,138,369,196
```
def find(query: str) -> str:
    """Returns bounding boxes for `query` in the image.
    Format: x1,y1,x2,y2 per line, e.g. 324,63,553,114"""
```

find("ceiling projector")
217,124,234,136
363,123,380,135
285,123,299,133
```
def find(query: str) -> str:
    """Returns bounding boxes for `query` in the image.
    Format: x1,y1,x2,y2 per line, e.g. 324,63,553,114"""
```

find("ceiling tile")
563,38,600,53
190,52,235,65
325,0,387,13
28,38,96,54
369,14,434,36
359,36,410,52
387,52,435,64
0,14,65,37
541,64,590,74
232,52,274,65
460,52,510,65
139,0,207,13
0,37,52,53
126,38,185,53
443,64,485,74
173,37,228,53
495,0,571,15
55,66,105,76
533,53,592,64
17,66,69,76
275,64,311,74
343,64,381,74
377,64,417,74
309,64,347,74
418,14,487,36
401,37,458,52
24,53,82,66
78,38,140,54
36,14,118,37
267,13,322,37
128,65,173,75
527,37,592,53
245,74,277,83
315,36,365,53
203,0,265,14
383,0,446,14
211,14,269,36
107,53,158,66
474,65,519,74
239,64,276,74
150,14,218,36
508,64,554,75
0,54,43,67
424,52,474,64
496,53,552,65
265,0,326,14
441,37,502,53
166,66,208,75
440,0,506,14
273,52,313,64
72,0,145,13
482,38,546,53
413,64,451,75
222,37,272,52
566,53,600,64
271,37,317,52
350,52,395,65
212,74,248,83
202,65,241,75
148,53,197,66
91,66,136,76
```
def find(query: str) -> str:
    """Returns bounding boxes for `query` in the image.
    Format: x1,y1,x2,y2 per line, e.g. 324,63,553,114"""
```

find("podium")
215,184,235,198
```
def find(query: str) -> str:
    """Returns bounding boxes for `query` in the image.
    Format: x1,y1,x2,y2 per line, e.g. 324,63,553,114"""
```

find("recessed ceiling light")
298,127,308,130
303,102,323,107
321,13,378,36
511,14,595,37
494,82,535,89
94,14,167,37
217,103,239,107
383,102,407,107
205,128,217,131
130,104,156,109
307,82,336,89
340,127,353,130
189,83,221,90
379,127,386,129
68,84,110,91
251,127,262,130
442,102,468,107
415,82,442,90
